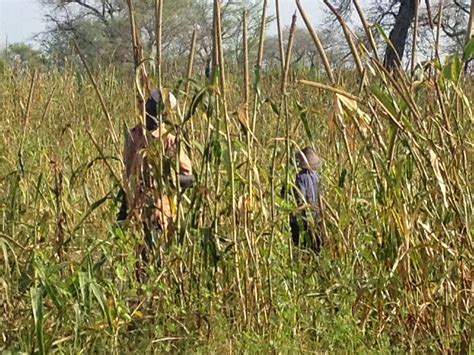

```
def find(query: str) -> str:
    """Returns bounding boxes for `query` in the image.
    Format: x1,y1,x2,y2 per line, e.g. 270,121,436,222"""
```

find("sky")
0,0,46,47
0,0,328,49
268,0,326,32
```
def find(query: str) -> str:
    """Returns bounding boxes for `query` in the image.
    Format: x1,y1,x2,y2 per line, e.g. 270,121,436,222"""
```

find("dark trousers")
290,212,322,253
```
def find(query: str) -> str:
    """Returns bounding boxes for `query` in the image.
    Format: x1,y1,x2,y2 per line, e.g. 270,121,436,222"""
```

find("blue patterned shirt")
294,169,321,219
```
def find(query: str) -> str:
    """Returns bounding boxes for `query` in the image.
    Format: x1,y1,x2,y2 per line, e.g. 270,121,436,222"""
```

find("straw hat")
296,147,321,171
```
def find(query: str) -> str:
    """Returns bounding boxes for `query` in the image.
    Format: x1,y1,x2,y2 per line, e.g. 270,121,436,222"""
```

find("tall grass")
1,9,473,355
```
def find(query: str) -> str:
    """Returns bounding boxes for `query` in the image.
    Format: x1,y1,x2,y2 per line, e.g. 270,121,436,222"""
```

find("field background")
1,4,473,353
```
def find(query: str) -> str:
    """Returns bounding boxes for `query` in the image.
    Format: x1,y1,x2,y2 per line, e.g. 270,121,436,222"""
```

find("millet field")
0,1,473,353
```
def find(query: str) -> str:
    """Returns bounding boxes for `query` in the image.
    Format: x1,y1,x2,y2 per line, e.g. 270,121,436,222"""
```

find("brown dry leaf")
237,194,249,225
237,104,249,131
336,93,370,137
429,149,448,208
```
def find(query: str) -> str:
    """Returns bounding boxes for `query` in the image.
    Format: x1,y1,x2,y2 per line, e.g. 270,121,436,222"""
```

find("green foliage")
1,43,48,70
0,50,472,353
463,38,474,61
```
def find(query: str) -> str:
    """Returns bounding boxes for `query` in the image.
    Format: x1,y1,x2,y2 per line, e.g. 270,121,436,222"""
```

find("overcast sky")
0,0,45,47
0,0,328,48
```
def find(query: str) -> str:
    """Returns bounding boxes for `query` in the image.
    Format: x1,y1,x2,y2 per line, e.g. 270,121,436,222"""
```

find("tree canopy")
38,0,263,67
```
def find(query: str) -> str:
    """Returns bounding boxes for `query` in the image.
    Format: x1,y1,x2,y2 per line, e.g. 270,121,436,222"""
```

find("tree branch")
63,0,110,25
453,0,469,14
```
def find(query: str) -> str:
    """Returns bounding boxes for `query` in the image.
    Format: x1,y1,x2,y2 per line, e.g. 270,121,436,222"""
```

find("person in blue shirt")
290,147,323,253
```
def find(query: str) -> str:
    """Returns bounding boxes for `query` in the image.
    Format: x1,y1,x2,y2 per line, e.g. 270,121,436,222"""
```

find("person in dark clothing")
289,147,323,253
145,90,160,131
116,88,194,281
117,89,193,223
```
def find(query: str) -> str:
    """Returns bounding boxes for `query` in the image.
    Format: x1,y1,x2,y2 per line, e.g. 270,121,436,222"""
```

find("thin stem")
155,0,163,92
214,0,246,324
296,0,335,84
323,0,364,77
411,0,420,74
185,30,197,97
275,0,285,73
353,0,380,61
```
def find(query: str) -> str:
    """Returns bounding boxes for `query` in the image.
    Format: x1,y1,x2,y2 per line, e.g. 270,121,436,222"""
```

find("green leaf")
369,85,398,117
463,38,474,61
185,86,208,121
295,100,313,142
443,55,461,82
265,98,280,116
211,138,222,162
193,141,204,155
374,24,390,45
43,280,62,311
222,144,233,180
90,282,112,328
93,254,107,273
300,110,313,142
73,190,113,232
202,227,219,267
78,271,90,312
31,286,45,355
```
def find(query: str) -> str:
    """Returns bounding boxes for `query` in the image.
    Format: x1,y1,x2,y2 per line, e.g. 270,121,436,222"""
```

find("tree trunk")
384,0,418,70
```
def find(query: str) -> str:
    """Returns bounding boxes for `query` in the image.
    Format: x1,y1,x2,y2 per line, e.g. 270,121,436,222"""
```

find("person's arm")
155,122,194,188
177,150,194,188
162,134,194,189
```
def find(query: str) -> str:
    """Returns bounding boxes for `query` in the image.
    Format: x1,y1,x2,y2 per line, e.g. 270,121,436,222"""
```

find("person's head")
145,88,177,132
295,147,321,171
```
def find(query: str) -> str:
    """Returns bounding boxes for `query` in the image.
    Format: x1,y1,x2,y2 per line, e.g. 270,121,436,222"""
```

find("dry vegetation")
0,2,473,353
